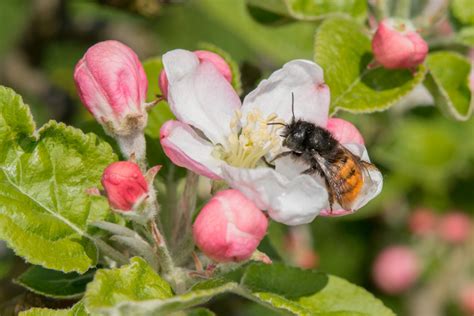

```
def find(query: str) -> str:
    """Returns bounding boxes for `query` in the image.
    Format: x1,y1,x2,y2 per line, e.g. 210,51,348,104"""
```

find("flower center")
213,109,284,168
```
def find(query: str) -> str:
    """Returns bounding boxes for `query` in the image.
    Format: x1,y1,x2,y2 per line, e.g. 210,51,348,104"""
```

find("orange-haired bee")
270,94,379,212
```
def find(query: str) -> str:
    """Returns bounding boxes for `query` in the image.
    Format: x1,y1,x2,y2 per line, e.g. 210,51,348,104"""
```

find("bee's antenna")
267,122,286,126
291,92,295,123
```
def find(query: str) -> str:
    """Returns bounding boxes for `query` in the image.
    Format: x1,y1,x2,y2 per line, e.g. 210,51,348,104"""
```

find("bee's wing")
315,145,378,211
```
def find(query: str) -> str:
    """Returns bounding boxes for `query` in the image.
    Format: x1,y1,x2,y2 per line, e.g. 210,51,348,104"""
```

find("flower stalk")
172,171,199,248
150,219,188,294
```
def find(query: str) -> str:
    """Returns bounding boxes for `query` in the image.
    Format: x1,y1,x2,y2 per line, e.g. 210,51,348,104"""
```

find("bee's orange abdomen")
336,158,364,207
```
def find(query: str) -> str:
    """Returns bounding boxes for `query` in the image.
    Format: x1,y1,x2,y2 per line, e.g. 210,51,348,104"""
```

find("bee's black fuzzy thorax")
282,119,339,158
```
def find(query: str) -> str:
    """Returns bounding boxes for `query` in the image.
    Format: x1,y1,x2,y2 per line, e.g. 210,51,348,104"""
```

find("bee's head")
281,120,313,152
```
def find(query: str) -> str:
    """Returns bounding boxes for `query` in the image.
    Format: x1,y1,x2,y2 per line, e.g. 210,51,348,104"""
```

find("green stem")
150,220,188,294
172,171,199,248
372,0,389,20
116,132,147,170
93,238,129,266
394,0,411,19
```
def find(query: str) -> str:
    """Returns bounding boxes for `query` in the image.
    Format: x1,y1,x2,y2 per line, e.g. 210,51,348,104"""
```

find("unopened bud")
74,41,148,162
159,50,232,99
372,19,428,70
101,161,149,212
193,189,268,262
372,246,420,294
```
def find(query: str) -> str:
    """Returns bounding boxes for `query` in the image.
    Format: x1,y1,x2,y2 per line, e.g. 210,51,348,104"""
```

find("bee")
269,93,379,212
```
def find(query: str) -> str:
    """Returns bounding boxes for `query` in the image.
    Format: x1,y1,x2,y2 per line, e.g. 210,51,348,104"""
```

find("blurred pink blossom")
459,284,474,315
372,246,420,294
408,208,438,236
438,212,471,244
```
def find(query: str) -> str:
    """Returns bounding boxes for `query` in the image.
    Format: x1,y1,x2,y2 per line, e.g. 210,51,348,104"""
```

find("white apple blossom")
160,49,382,225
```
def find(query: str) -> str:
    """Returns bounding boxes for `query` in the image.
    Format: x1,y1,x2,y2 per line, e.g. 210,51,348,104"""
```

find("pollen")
213,109,284,168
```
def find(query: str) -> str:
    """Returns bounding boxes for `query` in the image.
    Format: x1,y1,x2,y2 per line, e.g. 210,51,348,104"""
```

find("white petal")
221,165,328,225
241,60,330,126
338,143,383,210
163,49,241,148
160,120,224,179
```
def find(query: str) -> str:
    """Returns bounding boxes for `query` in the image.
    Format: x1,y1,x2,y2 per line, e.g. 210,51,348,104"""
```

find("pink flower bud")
159,50,232,99
459,284,474,315
193,189,268,262
372,19,428,69
438,212,471,244
74,40,148,136
408,208,438,236
101,161,149,212
372,246,420,294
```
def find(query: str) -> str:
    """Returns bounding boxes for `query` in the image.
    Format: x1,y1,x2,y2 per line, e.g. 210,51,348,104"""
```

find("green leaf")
85,257,173,312
197,42,243,95
314,17,427,114
247,0,367,21
241,262,328,299
84,261,393,316
143,57,175,139
20,301,88,316
240,263,394,316
456,27,474,46
15,266,95,299
180,308,216,316
451,0,474,25
297,275,394,316
0,86,117,273
425,51,473,121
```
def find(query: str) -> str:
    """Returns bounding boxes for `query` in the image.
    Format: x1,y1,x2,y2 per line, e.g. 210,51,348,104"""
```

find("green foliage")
84,259,393,316
85,257,173,312
425,52,473,121
15,266,95,299
374,116,471,201
148,0,316,65
0,86,117,273
182,308,216,316
457,27,474,46
451,0,474,26
314,17,427,114
247,0,367,21
297,276,394,315
0,0,30,56
20,301,87,316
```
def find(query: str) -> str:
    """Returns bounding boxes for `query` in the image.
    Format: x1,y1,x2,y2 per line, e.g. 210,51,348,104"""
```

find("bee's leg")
269,151,301,163
261,156,274,168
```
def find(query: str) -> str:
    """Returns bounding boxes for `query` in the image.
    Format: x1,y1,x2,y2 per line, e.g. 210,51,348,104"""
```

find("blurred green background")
0,0,473,315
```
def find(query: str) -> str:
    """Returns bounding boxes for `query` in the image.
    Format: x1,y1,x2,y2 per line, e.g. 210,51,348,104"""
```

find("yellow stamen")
213,109,284,168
